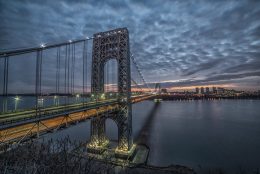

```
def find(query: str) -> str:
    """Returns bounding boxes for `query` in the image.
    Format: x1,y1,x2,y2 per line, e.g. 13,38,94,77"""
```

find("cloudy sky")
0,0,260,91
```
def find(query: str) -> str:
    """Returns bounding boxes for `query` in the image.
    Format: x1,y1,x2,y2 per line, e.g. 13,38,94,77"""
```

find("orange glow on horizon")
131,83,238,92
167,84,236,91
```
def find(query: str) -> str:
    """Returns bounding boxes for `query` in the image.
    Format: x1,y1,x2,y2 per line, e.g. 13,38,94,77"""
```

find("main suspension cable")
130,54,152,93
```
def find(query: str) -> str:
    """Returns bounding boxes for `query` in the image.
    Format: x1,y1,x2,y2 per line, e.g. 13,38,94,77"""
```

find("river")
4,99,260,173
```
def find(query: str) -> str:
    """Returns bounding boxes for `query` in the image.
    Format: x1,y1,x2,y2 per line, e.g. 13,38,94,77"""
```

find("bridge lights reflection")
14,96,20,111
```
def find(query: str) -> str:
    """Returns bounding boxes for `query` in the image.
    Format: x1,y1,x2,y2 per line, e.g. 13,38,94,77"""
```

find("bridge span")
0,94,155,146
0,28,158,158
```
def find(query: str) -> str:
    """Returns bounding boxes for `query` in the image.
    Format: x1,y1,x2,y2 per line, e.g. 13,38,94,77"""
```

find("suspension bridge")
0,28,158,158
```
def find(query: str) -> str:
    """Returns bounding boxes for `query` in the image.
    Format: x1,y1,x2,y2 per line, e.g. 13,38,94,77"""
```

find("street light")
40,43,45,48
14,96,20,111
101,93,105,100
54,95,59,106
76,94,80,102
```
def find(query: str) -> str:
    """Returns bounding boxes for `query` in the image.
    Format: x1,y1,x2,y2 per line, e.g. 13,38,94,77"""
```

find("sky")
0,0,260,92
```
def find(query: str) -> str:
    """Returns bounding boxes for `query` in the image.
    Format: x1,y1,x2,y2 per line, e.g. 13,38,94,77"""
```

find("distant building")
200,87,204,94
212,87,217,93
195,87,199,94
206,87,210,94
217,87,225,94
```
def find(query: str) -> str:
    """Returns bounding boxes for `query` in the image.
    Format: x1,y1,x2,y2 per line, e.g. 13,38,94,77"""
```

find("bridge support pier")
87,28,136,159
87,116,108,154
87,111,136,159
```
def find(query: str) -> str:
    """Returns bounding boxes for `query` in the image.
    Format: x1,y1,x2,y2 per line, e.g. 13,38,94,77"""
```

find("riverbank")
0,138,195,174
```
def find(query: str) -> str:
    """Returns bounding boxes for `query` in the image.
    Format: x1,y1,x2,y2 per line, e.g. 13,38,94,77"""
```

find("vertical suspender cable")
55,47,61,106
68,44,70,99
70,44,73,95
3,57,9,112
56,47,59,95
82,41,86,105
70,43,75,95
72,43,75,94
35,51,38,114
58,47,61,94
85,41,88,104
65,45,68,105
35,50,40,116
39,51,42,97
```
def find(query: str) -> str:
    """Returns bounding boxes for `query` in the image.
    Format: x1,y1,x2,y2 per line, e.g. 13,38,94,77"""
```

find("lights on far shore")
76,94,80,98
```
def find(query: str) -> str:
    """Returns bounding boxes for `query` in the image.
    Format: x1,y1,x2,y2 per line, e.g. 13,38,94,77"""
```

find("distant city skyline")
0,0,260,91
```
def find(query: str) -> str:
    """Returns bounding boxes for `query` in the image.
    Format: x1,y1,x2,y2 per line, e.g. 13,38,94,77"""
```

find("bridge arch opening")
103,59,118,99
105,118,118,148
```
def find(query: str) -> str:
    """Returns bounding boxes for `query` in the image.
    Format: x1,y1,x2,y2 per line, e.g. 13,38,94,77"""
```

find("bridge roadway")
0,94,154,145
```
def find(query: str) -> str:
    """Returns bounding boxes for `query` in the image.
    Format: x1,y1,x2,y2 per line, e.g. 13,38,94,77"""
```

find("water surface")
40,100,260,172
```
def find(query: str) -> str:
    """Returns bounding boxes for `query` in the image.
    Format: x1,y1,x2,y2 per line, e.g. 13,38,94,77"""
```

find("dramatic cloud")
0,0,260,91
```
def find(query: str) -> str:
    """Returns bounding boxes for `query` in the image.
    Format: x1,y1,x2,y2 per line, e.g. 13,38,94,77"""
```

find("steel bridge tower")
87,28,135,157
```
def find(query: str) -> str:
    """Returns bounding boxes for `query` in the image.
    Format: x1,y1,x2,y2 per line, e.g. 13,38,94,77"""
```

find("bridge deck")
0,94,155,145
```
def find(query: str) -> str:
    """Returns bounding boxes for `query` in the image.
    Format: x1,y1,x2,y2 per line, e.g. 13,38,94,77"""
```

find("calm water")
9,99,260,172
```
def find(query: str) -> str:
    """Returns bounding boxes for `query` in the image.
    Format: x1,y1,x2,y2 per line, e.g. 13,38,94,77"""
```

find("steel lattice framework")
88,28,133,152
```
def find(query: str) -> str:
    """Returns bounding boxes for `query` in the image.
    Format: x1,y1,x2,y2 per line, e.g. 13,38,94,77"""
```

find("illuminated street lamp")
76,94,80,102
54,95,59,106
14,96,20,111
91,94,95,101
101,93,105,100
40,43,45,48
